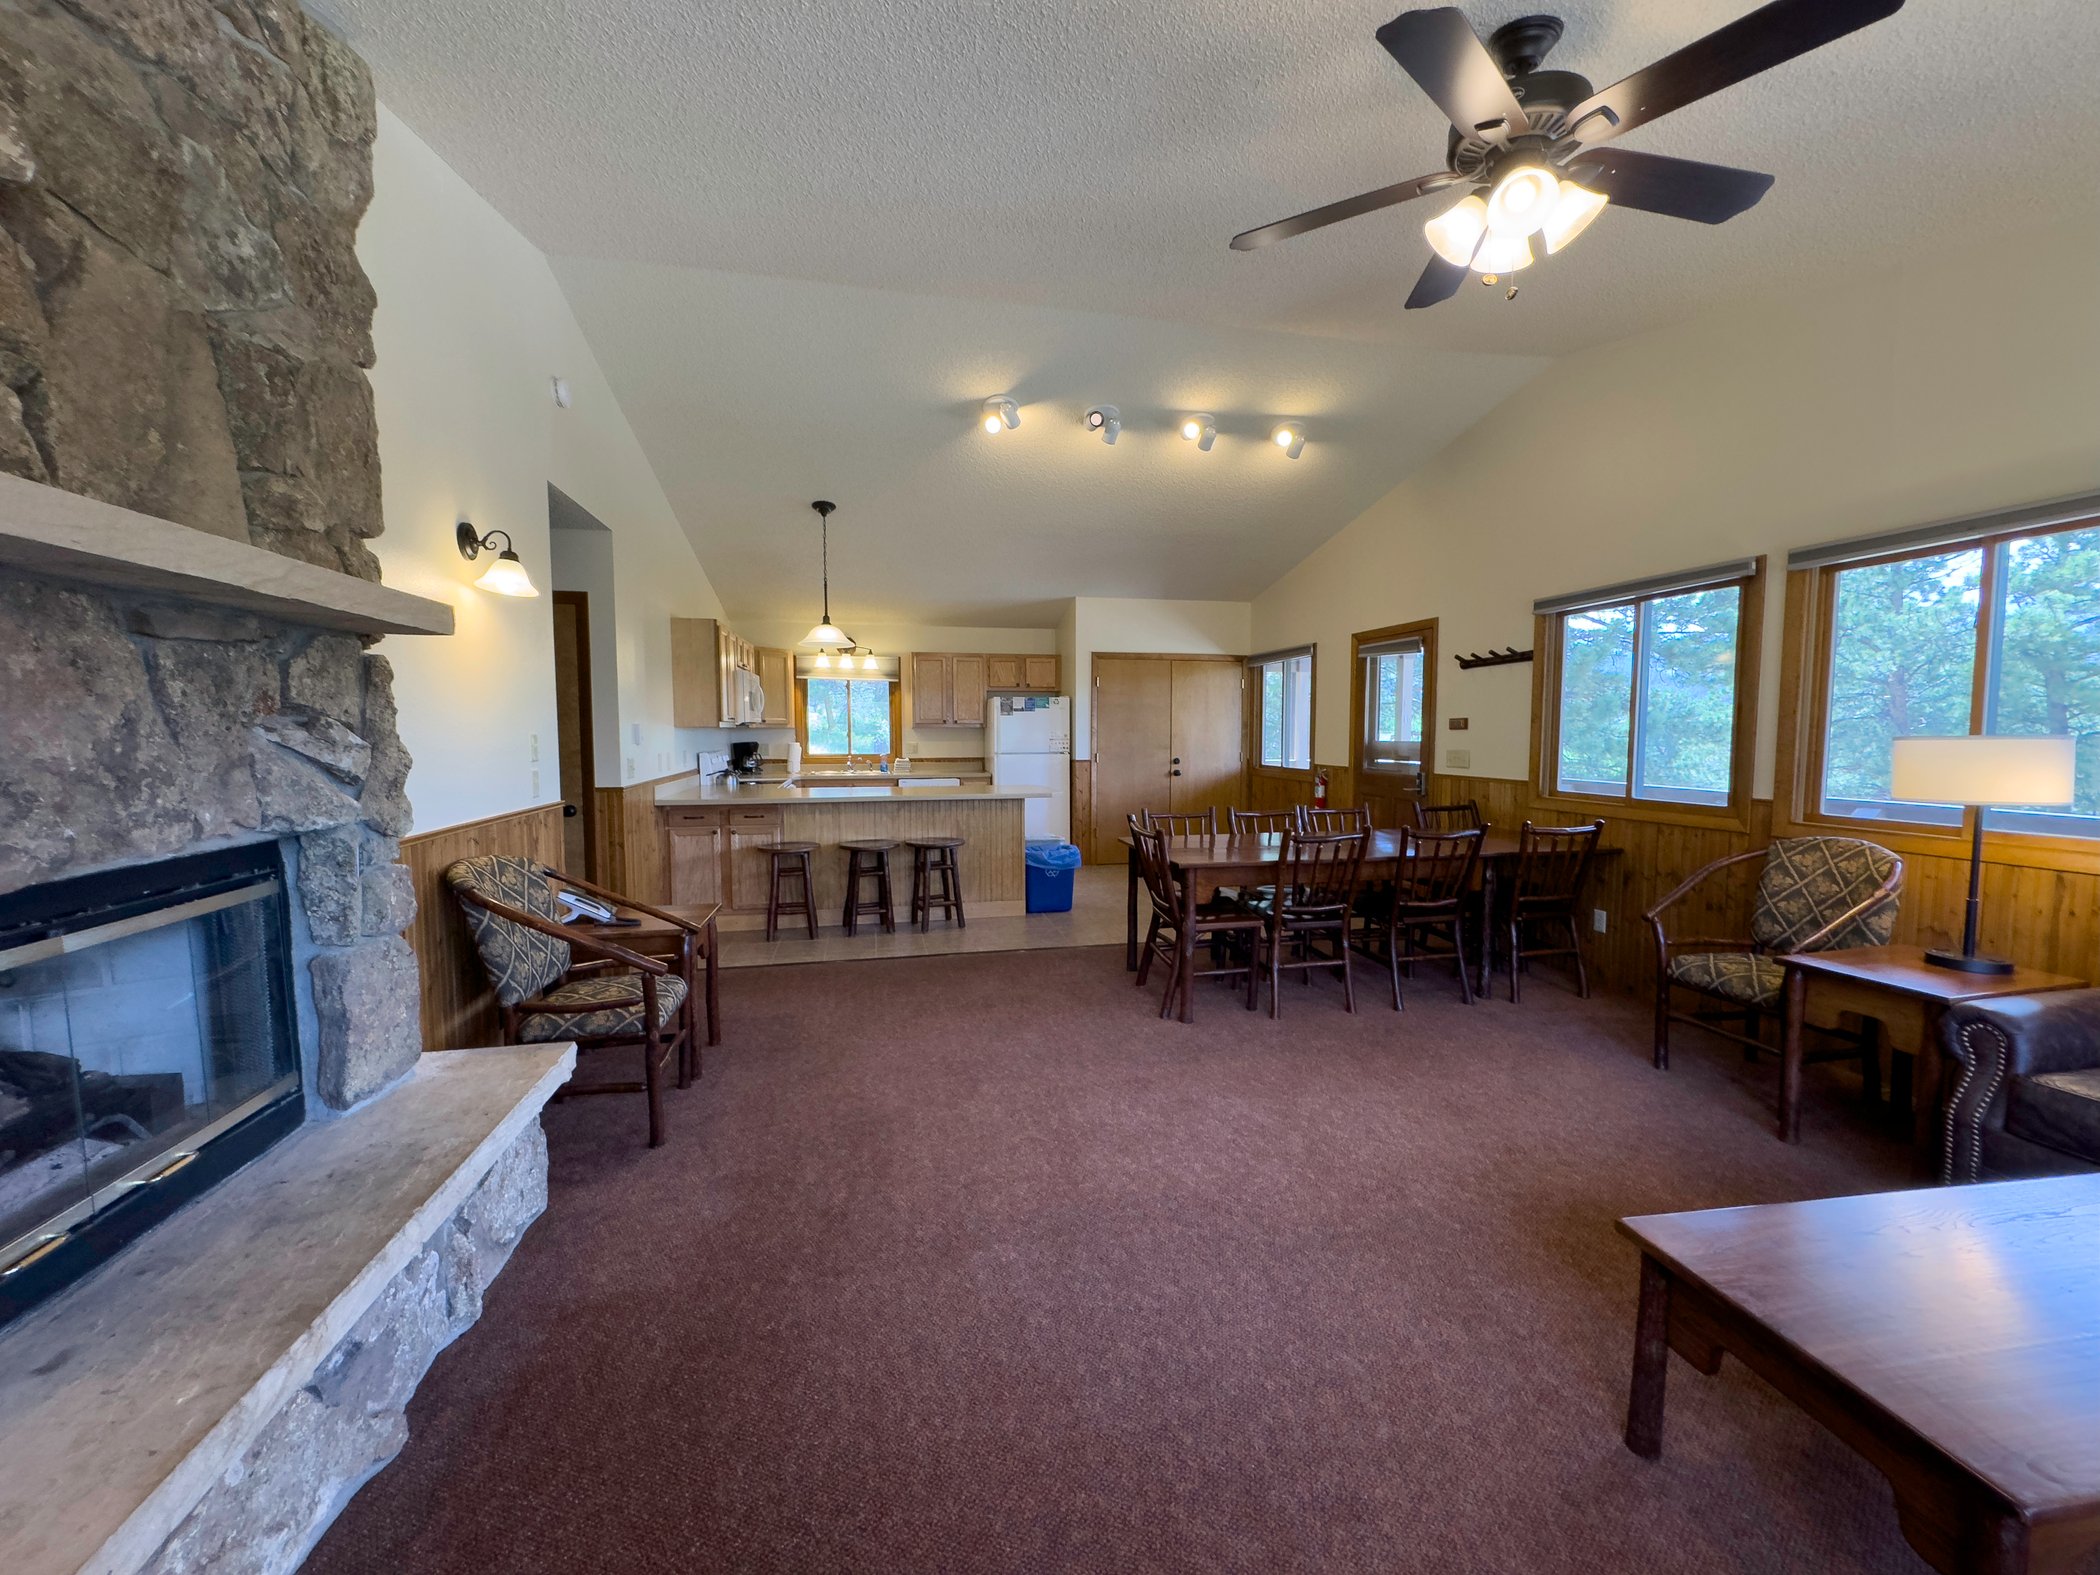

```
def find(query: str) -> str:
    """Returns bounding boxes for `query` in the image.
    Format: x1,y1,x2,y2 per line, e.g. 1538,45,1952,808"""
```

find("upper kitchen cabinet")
671,617,769,728
915,651,1060,724
756,647,792,727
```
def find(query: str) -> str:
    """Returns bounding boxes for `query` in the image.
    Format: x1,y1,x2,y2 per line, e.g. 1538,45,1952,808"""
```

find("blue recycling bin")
1024,839,1082,913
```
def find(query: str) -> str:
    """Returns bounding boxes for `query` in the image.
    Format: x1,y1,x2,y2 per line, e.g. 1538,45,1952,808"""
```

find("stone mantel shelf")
0,1044,573,1575
0,474,454,637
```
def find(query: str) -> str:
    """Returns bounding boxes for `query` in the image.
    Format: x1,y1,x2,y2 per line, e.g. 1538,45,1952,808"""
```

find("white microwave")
734,668,766,726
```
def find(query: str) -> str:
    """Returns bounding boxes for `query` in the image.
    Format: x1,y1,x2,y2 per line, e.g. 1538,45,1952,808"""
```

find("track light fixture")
981,397,1019,434
1084,405,1121,445
1179,414,1218,452
1271,424,1307,459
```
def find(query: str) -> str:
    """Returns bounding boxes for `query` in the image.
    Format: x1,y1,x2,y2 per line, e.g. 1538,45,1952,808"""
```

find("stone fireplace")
0,5,569,1572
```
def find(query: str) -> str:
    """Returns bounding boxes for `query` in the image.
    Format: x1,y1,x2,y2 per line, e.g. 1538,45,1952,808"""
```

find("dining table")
1121,828,1616,1017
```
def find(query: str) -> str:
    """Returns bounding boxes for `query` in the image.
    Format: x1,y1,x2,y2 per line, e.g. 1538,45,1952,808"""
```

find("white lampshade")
1472,231,1533,275
1889,735,2076,807
802,620,852,647
1424,194,1488,268
1484,165,1560,239
1540,181,1609,254
473,550,538,598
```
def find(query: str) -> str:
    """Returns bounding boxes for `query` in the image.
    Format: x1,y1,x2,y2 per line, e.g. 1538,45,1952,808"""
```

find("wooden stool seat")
765,843,819,940
906,838,967,932
839,840,898,936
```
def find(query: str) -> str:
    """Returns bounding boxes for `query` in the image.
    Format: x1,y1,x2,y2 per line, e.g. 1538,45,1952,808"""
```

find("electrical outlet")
531,767,541,797
625,755,636,778
1593,908,1608,934
1447,748,1471,771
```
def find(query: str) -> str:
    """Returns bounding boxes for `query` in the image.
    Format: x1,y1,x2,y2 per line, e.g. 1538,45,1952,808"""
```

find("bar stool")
839,839,897,936
764,842,819,941
906,837,967,932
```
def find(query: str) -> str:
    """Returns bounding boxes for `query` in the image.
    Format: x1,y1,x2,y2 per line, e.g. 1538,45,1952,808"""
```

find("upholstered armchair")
445,855,698,1148
1646,836,1902,1072
1941,991,2100,1182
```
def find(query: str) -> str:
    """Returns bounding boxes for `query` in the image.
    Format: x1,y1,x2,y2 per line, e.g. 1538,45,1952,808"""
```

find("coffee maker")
728,741,763,778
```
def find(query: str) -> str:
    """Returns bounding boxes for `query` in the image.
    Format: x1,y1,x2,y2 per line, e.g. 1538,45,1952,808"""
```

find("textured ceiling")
325,0,2100,620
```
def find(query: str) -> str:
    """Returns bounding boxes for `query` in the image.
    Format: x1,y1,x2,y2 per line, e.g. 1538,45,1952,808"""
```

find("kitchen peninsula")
655,777,1050,926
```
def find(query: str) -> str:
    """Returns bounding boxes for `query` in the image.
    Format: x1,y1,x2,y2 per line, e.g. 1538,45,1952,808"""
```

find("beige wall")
361,108,729,830
1249,218,2100,793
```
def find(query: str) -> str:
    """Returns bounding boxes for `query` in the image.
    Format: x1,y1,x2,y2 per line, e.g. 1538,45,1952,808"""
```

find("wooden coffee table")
1776,945,2084,1170
1621,1176,2100,1574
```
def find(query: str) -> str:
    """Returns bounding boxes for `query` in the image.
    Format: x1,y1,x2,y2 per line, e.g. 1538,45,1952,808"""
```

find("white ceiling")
326,0,2100,622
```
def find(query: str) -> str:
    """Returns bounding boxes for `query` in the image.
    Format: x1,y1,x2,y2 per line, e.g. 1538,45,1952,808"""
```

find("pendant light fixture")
800,500,853,650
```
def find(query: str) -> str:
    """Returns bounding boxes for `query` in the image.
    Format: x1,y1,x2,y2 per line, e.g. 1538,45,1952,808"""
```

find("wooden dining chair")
1229,808,1297,835
1244,829,1369,1017
1298,805,1371,835
1412,799,1484,832
1130,818,1263,1021
1502,820,1605,1003
1140,806,1218,841
1368,827,1482,1010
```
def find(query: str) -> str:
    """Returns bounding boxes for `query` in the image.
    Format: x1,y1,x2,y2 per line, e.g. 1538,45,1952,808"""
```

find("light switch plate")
631,722,643,746
1593,908,1608,933
1447,748,1472,771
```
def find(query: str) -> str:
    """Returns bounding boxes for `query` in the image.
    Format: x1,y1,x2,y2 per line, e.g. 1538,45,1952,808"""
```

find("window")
1252,649,1313,769
1810,519,2100,838
800,677,894,757
1537,560,1759,815
1359,634,1427,787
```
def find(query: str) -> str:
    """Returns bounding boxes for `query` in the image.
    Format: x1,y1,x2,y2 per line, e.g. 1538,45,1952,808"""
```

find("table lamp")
1888,734,2077,974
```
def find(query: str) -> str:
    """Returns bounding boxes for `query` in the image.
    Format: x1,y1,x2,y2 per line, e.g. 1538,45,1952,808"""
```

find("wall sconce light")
981,397,1019,434
1271,423,1307,459
456,521,540,597
1180,413,1217,452
1085,405,1121,445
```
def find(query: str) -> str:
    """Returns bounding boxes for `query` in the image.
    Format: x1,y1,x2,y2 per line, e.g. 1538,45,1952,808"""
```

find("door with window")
1351,622,1435,828
1089,656,1246,858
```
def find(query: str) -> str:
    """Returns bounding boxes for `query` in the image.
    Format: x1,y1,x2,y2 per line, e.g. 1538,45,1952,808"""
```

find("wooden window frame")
793,674,903,759
1350,619,1436,800
1247,646,1317,779
1530,561,1765,833
1773,517,2100,875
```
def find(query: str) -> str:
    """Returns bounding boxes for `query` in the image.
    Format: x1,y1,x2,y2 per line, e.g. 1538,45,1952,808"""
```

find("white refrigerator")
986,694,1071,842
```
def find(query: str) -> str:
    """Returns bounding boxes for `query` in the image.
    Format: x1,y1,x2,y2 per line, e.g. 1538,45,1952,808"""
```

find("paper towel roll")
786,740,802,781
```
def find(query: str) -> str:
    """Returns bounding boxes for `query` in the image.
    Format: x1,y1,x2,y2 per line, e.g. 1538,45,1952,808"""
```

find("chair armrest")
459,892,668,975
1940,991,2100,1183
1644,850,1764,977
1641,849,1765,927
542,866,707,932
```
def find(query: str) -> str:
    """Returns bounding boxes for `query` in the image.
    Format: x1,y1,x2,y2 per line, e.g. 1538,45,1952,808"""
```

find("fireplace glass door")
0,856,300,1274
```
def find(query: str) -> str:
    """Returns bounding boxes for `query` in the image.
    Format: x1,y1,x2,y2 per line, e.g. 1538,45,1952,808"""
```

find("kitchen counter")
656,778,1046,806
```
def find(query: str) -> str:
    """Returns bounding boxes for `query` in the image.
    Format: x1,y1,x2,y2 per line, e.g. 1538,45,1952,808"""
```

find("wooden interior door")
1089,657,1172,859
1169,660,1244,817
550,591,595,877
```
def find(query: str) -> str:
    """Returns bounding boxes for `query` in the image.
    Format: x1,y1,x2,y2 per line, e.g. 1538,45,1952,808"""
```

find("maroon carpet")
306,946,1947,1574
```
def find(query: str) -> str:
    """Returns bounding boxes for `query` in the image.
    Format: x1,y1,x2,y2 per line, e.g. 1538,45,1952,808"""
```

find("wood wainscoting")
1427,775,2100,997
401,803,565,1051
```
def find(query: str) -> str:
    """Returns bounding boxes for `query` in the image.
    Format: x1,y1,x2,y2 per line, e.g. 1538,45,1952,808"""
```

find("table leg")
1476,864,1495,1000
1779,964,1806,1143
705,916,720,1047
1914,1002,1948,1181
1126,843,1140,972
1625,1253,1671,1460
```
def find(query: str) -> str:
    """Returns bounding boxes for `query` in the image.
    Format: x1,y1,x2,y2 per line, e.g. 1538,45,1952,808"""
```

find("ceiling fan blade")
1231,172,1460,251
1375,8,1530,142
1561,0,1904,148
1566,148,1774,224
1404,253,1468,310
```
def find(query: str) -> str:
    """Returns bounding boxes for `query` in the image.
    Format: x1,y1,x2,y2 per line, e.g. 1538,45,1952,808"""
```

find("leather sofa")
1940,991,2100,1181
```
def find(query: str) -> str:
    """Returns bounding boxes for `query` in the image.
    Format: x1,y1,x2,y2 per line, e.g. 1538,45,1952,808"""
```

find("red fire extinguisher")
1313,768,1329,808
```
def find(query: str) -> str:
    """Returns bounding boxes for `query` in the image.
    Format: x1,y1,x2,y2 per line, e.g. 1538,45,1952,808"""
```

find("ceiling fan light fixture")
1484,163,1561,239
981,396,1019,434
1180,414,1217,451
1472,231,1534,275
1540,180,1609,254
1424,193,1489,267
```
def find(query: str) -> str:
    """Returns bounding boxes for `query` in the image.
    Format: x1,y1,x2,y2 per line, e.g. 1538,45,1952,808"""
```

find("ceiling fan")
1230,0,1906,307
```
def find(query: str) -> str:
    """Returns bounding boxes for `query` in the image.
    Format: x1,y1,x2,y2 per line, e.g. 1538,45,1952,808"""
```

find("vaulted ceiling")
325,0,2100,623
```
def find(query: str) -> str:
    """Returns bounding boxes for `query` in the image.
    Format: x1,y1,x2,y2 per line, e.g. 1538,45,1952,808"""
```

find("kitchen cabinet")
910,651,1060,724
663,808,725,907
911,653,953,728
725,808,783,913
950,654,986,727
671,617,767,728
757,647,792,727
